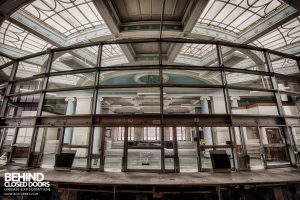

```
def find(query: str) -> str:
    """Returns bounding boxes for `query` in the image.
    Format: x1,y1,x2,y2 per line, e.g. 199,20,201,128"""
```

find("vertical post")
63,97,76,144
27,50,53,167
159,0,166,172
200,97,212,157
257,126,267,168
195,126,202,172
264,51,294,166
88,43,102,170
92,98,103,154
0,61,19,118
100,127,106,171
264,51,284,115
216,43,230,114
122,127,128,172
172,126,179,172
8,127,18,163
216,43,236,170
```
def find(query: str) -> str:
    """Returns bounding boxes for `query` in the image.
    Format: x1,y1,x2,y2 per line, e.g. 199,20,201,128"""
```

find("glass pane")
0,84,6,110
34,128,44,152
0,56,11,67
221,47,268,72
100,69,160,85
164,127,175,170
47,72,95,89
101,44,128,67
98,87,160,114
2,128,15,146
11,128,33,164
213,127,231,145
42,89,93,116
21,0,105,37
11,78,43,94
229,89,278,115
200,148,233,170
91,127,104,169
199,127,231,146
175,43,218,67
0,128,16,162
197,0,283,34
16,55,49,79
200,148,213,169
127,127,161,170
61,147,88,168
270,54,299,76
280,93,300,117
226,72,272,89
41,128,61,168
127,127,161,147
175,127,198,172
240,127,264,169
0,64,12,84
261,127,290,166
6,94,40,118
63,127,89,145
104,127,123,172
127,149,161,170
0,20,52,53
51,46,98,72
292,127,300,150
163,69,222,85
163,87,226,114
276,76,300,93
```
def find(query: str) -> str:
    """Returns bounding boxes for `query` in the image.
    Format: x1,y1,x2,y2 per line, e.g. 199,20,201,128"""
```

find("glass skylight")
196,0,284,34
0,20,52,54
22,0,105,37
179,43,215,59
102,45,125,59
252,16,300,50
0,56,11,66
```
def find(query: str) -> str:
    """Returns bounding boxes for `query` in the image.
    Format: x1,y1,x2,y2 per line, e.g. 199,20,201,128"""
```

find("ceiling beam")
182,5,299,68
92,0,135,62
239,5,299,43
168,0,209,62
0,0,33,24
282,0,300,11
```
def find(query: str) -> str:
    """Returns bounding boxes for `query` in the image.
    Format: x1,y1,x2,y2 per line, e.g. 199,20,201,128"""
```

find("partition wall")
0,38,300,172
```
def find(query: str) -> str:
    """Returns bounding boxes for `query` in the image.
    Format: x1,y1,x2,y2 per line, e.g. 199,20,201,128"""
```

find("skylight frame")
21,0,106,37
196,0,285,35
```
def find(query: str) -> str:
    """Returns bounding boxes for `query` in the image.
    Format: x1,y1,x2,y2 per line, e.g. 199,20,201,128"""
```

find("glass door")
176,127,199,172
33,127,62,168
125,127,162,172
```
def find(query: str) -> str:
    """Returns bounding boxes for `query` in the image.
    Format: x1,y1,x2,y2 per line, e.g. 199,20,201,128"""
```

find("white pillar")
93,97,103,154
230,96,240,108
64,97,76,144
201,97,212,157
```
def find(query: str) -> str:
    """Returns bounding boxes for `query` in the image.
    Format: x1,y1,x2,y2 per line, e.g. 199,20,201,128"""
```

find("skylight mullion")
86,2,102,23
75,4,95,29
207,1,227,27
56,1,82,33
217,0,244,30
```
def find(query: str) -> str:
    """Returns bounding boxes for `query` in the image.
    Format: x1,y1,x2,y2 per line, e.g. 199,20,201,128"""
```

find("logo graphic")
2,172,50,196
